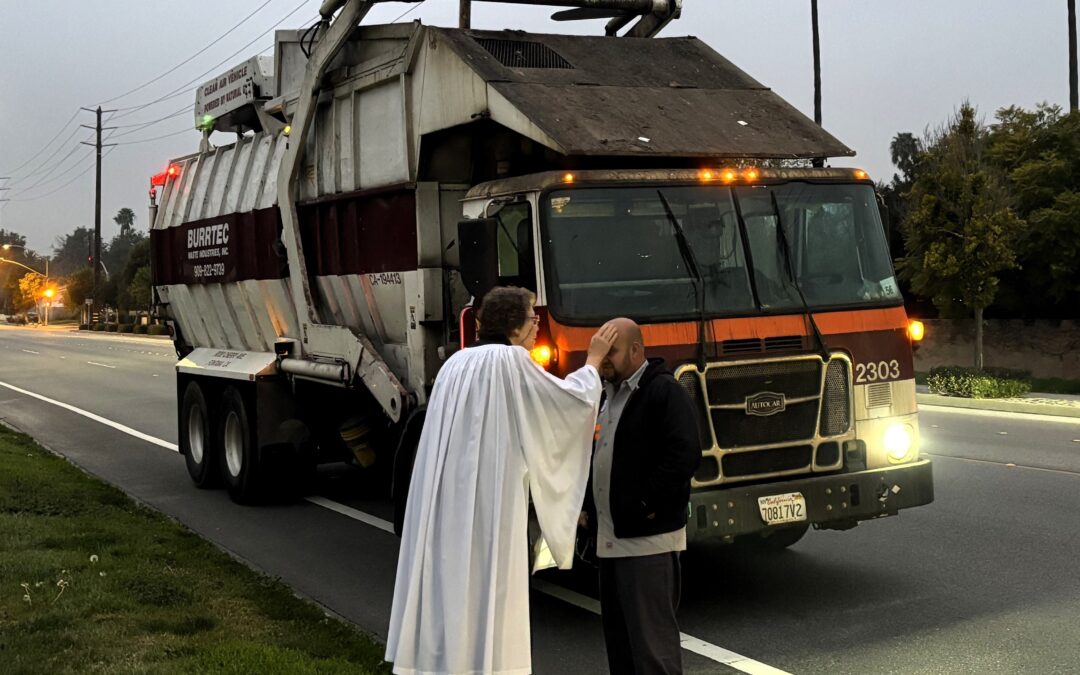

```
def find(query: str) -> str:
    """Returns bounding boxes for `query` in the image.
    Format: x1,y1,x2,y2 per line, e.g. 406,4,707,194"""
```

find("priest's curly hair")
477,286,535,341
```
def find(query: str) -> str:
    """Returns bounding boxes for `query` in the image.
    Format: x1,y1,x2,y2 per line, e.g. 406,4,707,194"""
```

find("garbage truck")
150,0,933,547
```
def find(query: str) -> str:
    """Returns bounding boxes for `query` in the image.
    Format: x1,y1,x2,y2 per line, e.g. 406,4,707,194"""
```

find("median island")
0,423,389,674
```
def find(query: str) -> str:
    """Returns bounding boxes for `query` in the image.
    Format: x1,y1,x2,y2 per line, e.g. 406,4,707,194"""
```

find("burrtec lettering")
187,223,230,249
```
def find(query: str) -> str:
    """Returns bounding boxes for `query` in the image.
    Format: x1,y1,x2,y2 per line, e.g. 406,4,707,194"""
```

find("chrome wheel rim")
187,405,205,465
224,411,243,478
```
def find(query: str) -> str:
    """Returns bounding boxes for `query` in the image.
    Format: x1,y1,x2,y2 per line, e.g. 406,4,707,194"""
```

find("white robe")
386,344,602,675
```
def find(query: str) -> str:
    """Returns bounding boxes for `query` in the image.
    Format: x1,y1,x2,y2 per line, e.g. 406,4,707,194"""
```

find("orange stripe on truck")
549,306,909,351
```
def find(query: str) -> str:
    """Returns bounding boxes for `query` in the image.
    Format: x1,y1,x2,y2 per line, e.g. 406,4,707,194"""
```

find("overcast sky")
0,0,1073,254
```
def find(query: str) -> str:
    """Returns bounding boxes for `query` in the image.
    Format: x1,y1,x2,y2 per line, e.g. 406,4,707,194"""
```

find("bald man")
586,318,701,674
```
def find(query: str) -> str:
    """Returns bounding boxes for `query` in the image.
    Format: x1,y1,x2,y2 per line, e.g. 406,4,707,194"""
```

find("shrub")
147,324,170,336
106,324,118,332
927,366,1031,399
133,324,148,334
118,323,135,333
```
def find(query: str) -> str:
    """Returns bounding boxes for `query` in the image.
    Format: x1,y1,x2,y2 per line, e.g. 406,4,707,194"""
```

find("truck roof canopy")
435,28,853,159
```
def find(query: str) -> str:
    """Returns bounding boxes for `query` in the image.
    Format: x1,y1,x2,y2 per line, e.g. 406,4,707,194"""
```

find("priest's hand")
586,324,618,370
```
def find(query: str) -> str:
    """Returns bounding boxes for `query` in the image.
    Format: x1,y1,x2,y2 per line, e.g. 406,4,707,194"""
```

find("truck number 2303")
855,360,900,383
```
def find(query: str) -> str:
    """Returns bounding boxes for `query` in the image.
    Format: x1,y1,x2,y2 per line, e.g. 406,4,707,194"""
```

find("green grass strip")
0,424,390,674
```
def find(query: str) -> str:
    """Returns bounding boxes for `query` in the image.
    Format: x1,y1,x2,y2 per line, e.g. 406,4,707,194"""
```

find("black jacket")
587,358,701,539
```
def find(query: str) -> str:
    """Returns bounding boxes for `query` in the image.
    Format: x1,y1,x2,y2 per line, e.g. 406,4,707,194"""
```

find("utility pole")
811,0,824,167
460,0,471,29
80,106,116,321
1070,0,1078,111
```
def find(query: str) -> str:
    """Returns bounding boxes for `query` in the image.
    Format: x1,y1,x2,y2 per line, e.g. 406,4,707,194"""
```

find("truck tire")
218,386,261,504
753,523,810,551
180,381,219,488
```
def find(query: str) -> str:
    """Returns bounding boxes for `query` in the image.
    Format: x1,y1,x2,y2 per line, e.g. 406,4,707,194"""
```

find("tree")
51,227,98,277
898,103,1023,369
116,238,150,310
113,207,136,235
128,266,153,308
17,272,46,312
65,268,95,309
104,229,146,284
987,104,1080,316
0,229,29,313
889,132,923,190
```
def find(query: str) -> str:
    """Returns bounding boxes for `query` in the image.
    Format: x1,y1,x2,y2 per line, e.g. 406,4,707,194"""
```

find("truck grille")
819,360,851,437
723,445,813,477
475,38,575,70
679,355,853,485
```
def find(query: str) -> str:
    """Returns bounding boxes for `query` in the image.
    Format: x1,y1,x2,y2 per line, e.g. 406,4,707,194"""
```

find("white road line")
86,361,116,369
530,578,790,674
926,452,1080,478
21,349,39,354
304,496,396,535
0,380,178,452
919,403,1080,424
0,379,787,673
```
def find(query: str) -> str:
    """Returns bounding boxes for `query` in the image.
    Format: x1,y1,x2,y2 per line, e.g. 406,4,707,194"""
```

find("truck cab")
457,167,932,545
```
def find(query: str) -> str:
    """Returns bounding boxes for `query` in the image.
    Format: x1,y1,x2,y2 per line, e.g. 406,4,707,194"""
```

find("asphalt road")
2,325,1079,674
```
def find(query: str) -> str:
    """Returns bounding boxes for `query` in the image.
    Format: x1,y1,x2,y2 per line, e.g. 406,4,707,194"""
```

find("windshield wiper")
656,190,709,371
768,191,830,361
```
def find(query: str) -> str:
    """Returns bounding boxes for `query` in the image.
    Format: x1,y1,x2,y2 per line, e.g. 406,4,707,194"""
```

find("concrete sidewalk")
916,384,1080,419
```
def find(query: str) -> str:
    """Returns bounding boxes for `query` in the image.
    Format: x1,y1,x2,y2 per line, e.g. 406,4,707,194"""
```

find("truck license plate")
757,492,807,526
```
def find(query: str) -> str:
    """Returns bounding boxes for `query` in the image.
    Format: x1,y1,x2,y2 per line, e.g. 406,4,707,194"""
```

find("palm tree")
113,207,136,235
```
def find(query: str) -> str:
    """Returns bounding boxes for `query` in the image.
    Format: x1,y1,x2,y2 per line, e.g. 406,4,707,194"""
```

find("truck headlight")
884,423,914,462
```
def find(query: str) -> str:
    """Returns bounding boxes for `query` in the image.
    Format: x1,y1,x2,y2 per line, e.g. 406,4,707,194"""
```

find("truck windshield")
541,183,901,323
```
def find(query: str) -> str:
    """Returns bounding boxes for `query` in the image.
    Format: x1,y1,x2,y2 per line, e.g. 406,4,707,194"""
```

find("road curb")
71,329,172,341
916,392,1080,419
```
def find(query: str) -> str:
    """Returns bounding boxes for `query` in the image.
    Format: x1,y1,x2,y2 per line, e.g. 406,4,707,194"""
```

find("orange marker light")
699,169,716,181
853,169,869,180
743,168,760,181
721,169,738,183
530,344,555,369
562,173,575,184
908,320,925,342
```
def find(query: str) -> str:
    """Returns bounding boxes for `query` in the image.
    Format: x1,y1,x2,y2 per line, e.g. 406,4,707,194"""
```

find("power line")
3,124,84,186
0,110,79,177
7,147,116,203
4,1,314,199
115,127,193,145
6,141,94,196
95,0,278,106
110,0,314,121
392,0,428,23
109,105,191,130
4,2,303,189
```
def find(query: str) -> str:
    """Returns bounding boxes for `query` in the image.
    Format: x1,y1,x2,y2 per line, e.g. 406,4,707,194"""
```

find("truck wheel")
219,386,260,503
754,523,810,551
180,382,219,488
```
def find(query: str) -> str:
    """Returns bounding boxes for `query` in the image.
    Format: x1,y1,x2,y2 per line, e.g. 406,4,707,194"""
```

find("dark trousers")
598,552,683,675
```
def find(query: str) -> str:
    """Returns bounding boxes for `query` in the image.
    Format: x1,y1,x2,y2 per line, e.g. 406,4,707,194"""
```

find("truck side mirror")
457,218,499,300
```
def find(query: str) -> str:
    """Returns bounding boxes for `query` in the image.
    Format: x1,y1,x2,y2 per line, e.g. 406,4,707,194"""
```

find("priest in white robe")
387,286,617,675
